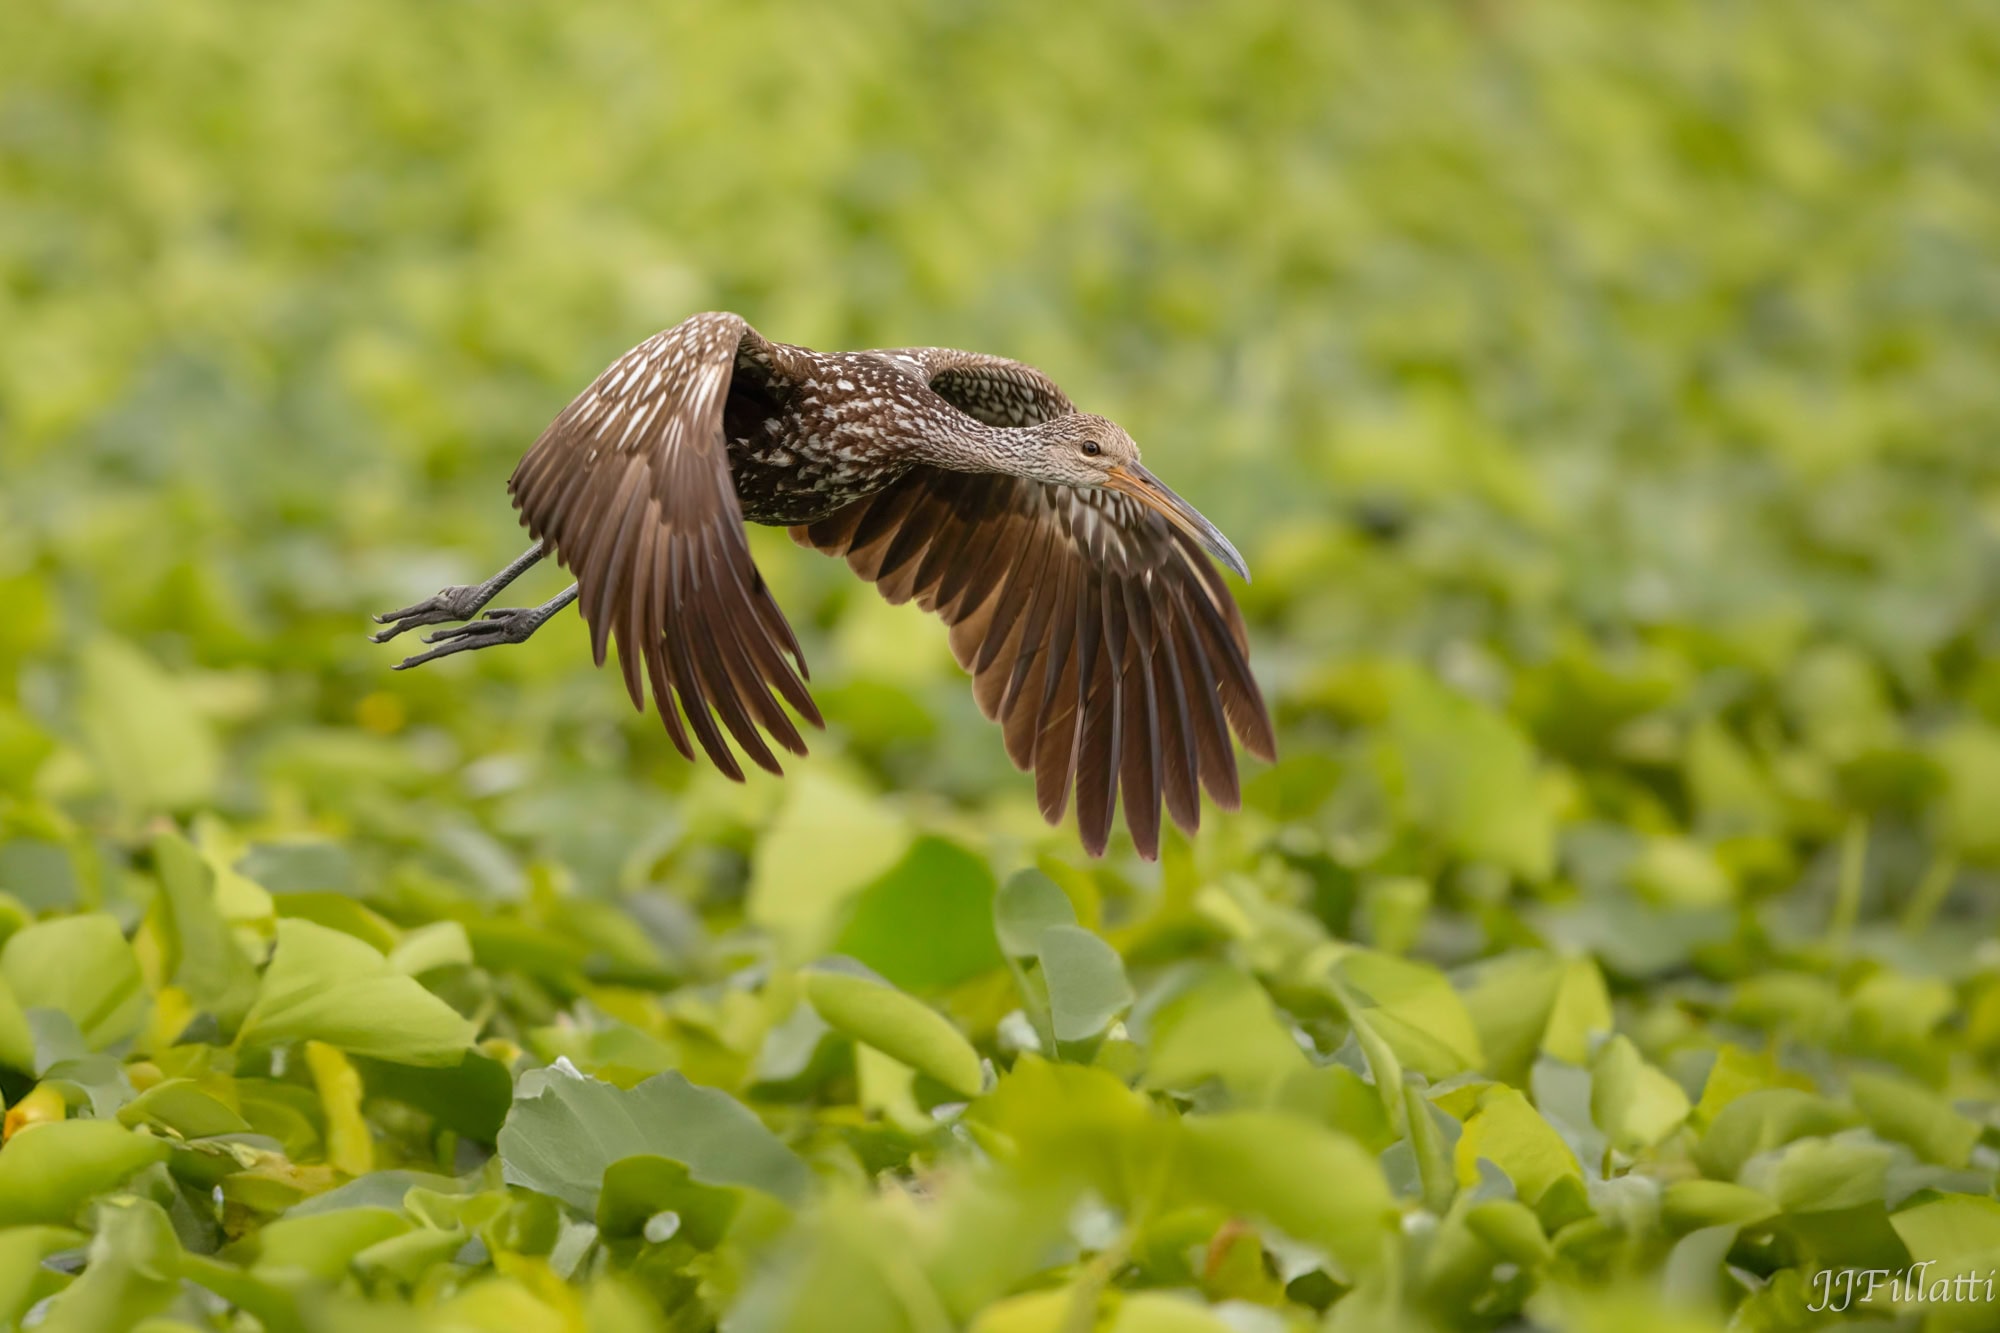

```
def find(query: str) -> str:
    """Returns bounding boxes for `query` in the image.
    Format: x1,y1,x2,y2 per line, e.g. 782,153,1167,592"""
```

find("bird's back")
721,348,956,526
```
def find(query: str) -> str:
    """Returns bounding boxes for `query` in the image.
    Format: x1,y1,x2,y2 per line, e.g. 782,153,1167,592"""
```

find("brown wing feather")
794,467,1272,859
508,312,822,780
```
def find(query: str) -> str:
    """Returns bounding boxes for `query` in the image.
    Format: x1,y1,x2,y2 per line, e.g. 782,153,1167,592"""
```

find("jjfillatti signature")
1808,1264,1997,1314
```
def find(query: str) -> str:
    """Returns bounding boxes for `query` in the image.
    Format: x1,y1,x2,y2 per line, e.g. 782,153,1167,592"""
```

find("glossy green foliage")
2,0,1999,1328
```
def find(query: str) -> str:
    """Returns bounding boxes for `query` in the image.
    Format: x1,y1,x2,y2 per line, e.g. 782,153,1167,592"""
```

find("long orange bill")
1106,463,1251,581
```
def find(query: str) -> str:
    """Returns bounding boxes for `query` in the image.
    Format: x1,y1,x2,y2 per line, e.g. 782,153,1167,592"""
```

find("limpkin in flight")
371,312,1273,858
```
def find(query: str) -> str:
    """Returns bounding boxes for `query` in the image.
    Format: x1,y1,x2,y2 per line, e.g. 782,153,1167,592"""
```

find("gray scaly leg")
389,584,580,670
371,543,547,643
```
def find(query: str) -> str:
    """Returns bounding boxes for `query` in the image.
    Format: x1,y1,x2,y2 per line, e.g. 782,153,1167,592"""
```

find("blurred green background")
4,0,2000,1329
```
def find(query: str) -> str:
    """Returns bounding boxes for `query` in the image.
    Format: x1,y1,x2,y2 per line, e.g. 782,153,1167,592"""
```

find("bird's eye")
1082,440,1101,457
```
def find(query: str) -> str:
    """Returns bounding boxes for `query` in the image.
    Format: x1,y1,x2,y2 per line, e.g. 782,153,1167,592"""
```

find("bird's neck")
908,415,1048,474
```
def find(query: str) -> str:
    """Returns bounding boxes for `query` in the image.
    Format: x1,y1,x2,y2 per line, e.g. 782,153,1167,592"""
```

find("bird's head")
1027,414,1251,580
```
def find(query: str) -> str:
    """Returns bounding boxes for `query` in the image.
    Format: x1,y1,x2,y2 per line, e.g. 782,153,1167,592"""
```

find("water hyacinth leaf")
597,1155,741,1247
77,637,221,815
353,1051,514,1143
0,1225,86,1328
305,1040,375,1177
1658,1222,1741,1311
1661,1180,1779,1235
1181,1111,1399,1275
0,914,146,1053
803,962,984,1097
1407,1082,1458,1215
1591,1035,1691,1154
246,1207,414,1279
1889,1195,2000,1272
0,973,30,1071
1693,1090,1857,1181
1848,1070,1981,1168
1380,670,1554,881
1540,958,1614,1065
993,869,1077,958
749,773,912,959
117,1078,252,1139
1329,948,1483,1081
834,837,1003,991
1145,965,1309,1102
1035,924,1132,1045
151,830,258,1027
1464,1198,1552,1269
0,1119,171,1226
235,918,477,1066
1453,1087,1584,1207
498,1063,810,1213
1107,1293,1235,1332
1275,1064,1395,1152
1453,951,1564,1086
1749,1136,1896,1215
33,1197,182,1333
386,920,475,976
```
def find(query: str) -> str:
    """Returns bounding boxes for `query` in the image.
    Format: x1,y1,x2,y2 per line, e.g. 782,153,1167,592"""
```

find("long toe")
392,606,545,669
369,586,489,642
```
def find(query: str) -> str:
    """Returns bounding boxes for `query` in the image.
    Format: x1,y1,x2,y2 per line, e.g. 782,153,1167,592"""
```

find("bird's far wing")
509,311,822,780
792,470,1274,859
866,347,1078,427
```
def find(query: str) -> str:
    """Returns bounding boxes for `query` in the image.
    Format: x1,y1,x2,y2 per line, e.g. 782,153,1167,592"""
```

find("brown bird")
371,312,1273,858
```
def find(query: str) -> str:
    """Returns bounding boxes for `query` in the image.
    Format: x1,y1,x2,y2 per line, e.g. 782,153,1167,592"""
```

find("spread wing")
509,311,822,780
796,349,1274,858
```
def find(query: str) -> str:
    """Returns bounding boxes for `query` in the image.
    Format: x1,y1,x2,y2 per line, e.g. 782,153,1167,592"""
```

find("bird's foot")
370,584,502,643
388,584,578,670
390,607,546,670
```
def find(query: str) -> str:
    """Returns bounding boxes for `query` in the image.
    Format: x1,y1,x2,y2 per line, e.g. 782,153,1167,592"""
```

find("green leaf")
749,773,912,959
77,637,221,815
1693,1089,1857,1181
151,831,258,1027
597,1155,742,1247
1035,925,1131,1045
1181,1111,1399,1275
1849,1070,1981,1168
1107,1293,1234,1333
0,914,146,1053
117,1079,253,1139
803,962,984,1098
353,1051,514,1143
0,973,32,1071
386,920,474,976
0,1225,86,1328
1453,1087,1583,1207
1379,670,1554,880
834,837,1003,990
1329,947,1483,1081
1890,1194,2000,1269
993,870,1077,958
246,1207,414,1279
1591,1035,1692,1154
1661,1180,1779,1235
235,918,477,1065
34,1198,181,1333
0,1120,171,1226
1628,836,1735,909
1748,1136,1897,1215
498,1062,811,1212
1274,1064,1394,1152
1144,965,1309,1102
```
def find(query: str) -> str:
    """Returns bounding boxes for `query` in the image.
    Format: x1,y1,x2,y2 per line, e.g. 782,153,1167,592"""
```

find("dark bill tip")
1109,464,1252,581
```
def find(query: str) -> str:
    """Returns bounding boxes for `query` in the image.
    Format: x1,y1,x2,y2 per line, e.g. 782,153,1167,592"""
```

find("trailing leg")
390,584,580,670
371,543,546,643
